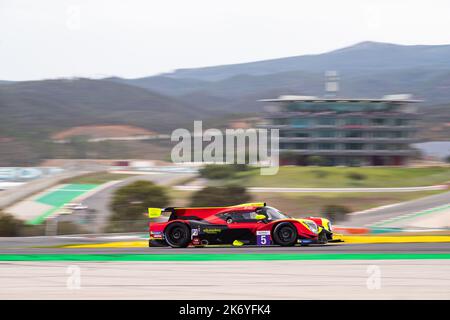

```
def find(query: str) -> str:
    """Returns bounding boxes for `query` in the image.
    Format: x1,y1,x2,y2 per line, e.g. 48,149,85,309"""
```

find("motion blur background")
0,0,449,236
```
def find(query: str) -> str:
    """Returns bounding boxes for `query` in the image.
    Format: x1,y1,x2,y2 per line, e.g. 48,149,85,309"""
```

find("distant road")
347,191,450,227
0,182,25,190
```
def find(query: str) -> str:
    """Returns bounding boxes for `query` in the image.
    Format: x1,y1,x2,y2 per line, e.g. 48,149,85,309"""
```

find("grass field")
28,183,100,225
169,189,444,218
229,166,450,188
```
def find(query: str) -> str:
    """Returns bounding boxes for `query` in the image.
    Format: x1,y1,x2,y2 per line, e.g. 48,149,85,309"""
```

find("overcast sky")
1,0,450,81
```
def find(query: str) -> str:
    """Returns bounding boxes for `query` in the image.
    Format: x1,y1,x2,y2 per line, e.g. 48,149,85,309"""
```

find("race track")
1,241,449,299
1,259,449,299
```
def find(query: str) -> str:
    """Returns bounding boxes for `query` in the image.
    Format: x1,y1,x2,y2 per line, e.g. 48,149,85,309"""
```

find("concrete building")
260,95,421,166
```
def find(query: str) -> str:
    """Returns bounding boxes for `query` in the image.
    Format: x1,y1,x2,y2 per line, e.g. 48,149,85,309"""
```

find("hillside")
160,41,450,80
110,42,450,107
0,78,214,137
0,78,219,165
1,41,450,165
51,125,157,141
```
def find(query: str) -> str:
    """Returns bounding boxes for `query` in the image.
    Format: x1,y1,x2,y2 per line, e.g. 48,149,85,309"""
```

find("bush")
446,155,450,163
198,164,253,180
199,165,236,180
230,164,252,172
108,180,170,231
0,212,25,236
346,172,367,181
307,155,325,166
321,205,351,223
190,185,251,207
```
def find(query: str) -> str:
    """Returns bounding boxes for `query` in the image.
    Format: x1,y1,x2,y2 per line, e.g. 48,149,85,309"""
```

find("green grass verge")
1,253,449,261
169,189,444,217
27,184,99,225
230,166,450,188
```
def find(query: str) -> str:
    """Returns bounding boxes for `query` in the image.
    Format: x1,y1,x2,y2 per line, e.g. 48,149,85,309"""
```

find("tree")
321,205,351,223
190,185,251,207
199,164,236,180
109,181,170,231
0,211,25,236
446,155,450,163
199,164,253,180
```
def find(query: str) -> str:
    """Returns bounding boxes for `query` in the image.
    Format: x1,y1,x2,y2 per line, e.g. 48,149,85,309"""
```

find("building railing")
279,137,419,142
260,124,417,130
277,149,417,155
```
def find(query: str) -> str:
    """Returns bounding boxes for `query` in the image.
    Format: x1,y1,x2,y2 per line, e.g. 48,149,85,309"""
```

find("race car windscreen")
263,207,290,220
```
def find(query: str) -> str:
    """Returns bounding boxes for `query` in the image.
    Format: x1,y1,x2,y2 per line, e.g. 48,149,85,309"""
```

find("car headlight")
305,221,318,234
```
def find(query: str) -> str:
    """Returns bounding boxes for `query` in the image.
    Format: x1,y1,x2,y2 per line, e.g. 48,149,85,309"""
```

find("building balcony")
277,149,417,156
260,124,417,131
279,137,419,143
265,112,419,119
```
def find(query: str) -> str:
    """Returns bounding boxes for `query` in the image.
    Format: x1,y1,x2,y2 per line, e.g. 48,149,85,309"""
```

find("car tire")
164,222,190,248
272,222,298,246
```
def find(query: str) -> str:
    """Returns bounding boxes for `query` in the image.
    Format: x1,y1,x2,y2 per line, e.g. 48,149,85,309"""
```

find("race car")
148,202,334,248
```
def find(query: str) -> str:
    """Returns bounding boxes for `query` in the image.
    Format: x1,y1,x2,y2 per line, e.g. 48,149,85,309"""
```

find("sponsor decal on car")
256,230,271,246
203,228,222,234
150,231,163,239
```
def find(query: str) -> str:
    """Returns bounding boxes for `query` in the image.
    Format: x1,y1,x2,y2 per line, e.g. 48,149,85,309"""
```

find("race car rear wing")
148,208,163,218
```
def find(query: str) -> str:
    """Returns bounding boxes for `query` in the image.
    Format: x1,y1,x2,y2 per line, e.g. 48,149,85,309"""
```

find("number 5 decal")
256,230,271,246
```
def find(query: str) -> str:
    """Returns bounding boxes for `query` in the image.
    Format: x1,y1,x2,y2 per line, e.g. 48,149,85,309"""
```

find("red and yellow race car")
148,202,334,248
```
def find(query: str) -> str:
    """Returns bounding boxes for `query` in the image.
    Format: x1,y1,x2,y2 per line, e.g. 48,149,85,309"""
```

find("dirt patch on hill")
52,125,156,140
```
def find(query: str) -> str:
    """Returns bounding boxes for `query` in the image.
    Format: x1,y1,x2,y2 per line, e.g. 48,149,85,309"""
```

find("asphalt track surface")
1,243,449,255
347,190,450,227
1,243,449,299
1,259,449,299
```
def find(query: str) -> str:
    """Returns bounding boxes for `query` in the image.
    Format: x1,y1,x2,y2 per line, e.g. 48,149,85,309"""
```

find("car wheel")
164,222,190,248
272,222,298,246
318,231,328,244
